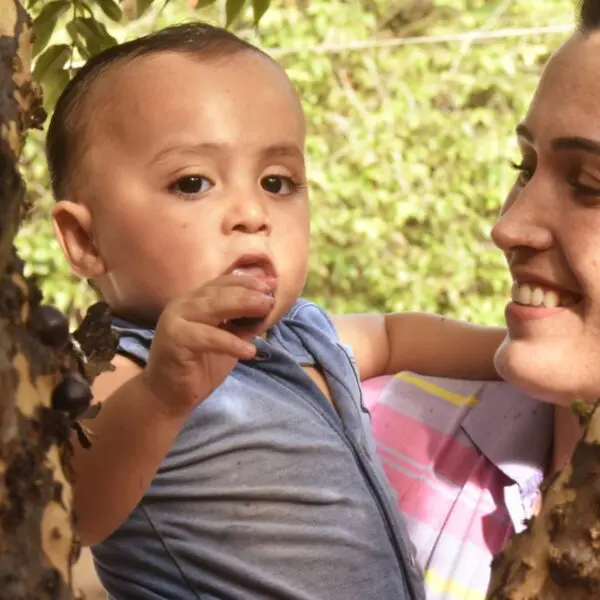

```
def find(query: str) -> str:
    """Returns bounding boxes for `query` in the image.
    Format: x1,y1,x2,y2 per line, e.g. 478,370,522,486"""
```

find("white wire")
268,24,574,57
65,23,574,69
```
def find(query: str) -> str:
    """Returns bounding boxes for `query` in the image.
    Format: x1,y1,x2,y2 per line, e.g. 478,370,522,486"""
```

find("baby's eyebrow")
148,142,225,165
259,144,304,164
148,142,304,166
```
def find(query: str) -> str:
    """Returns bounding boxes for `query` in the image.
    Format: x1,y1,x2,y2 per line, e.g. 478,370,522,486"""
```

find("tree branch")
488,402,600,599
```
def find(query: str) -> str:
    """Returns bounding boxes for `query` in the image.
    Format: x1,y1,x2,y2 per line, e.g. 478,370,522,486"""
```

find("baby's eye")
170,175,213,196
261,175,298,196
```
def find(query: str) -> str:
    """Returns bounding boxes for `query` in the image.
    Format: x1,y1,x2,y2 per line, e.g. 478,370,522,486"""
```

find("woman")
364,2,600,598
491,0,600,478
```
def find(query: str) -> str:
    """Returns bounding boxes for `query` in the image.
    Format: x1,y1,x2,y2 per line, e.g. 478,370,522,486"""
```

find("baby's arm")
72,274,274,546
332,312,505,381
72,357,192,546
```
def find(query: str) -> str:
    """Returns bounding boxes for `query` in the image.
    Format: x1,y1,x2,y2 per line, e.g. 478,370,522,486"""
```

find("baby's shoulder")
283,299,338,340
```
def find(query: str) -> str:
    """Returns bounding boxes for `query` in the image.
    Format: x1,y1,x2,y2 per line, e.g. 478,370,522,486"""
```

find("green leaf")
97,0,123,22
41,68,70,113
33,44,71,83
251,0,270,24
81,17,118,52
66,17,118,59
66,20,90,59
225,0,246,27
32,0,70,57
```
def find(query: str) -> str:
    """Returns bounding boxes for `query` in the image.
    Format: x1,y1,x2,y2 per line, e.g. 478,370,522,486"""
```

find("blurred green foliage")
17,0,576,324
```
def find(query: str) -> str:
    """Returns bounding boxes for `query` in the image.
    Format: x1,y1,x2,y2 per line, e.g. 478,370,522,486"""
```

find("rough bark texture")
487,402,600,599
0,2,116,599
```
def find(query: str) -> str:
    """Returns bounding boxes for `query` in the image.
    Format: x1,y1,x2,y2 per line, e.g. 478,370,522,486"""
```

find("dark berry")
51,374,93,418
28,305,70,349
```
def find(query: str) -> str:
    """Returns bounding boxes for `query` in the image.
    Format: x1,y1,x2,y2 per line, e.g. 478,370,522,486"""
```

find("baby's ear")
52,200,106,279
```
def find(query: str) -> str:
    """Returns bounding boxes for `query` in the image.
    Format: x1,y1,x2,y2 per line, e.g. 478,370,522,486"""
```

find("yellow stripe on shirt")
394,373,479,408
425,567,486,600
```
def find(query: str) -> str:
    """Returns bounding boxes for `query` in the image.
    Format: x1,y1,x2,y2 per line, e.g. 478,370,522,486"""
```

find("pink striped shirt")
361,374,553,600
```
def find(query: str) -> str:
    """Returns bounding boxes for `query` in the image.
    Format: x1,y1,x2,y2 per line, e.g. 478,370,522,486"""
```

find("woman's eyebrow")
515,124,600,156
552,136,600,156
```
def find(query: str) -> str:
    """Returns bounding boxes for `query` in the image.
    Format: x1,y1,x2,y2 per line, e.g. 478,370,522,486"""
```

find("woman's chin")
494,341,591,405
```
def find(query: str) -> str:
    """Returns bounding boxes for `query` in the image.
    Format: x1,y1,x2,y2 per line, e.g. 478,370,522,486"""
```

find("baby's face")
67,51,309,324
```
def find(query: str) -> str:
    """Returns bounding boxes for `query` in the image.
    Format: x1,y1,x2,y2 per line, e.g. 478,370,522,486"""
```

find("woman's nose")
491,191,553,253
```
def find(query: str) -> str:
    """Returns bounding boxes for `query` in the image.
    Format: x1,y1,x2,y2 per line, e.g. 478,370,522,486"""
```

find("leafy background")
19,0,576,325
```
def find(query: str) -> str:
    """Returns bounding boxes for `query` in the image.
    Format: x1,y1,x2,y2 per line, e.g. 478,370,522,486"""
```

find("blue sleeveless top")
92,299,425,600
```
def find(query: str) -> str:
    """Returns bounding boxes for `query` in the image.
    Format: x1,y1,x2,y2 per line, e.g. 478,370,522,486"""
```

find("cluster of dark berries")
28,305,95,448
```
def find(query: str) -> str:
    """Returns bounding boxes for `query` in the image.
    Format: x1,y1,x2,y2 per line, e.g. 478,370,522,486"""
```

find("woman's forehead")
524,32,600,140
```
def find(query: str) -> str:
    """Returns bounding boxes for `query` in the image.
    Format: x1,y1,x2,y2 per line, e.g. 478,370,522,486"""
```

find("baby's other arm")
332,312,506,381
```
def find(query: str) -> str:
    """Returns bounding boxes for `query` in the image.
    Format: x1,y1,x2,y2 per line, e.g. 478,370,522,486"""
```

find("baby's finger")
181,287,275,327
176,320,257,360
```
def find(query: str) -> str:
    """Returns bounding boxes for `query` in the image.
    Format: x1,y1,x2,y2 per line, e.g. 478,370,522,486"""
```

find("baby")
47,22,505,600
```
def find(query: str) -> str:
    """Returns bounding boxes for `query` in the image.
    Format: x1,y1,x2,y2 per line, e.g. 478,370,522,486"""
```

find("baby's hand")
141,274,275,415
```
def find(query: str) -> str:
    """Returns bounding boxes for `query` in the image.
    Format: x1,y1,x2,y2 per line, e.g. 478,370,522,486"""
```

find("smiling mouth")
511,282,582,308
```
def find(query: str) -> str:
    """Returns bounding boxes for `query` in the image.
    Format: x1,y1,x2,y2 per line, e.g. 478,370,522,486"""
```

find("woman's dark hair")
46,22,267,199
579,0,600,31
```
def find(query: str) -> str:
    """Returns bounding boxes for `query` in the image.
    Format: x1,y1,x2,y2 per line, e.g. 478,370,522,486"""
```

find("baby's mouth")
511,282,581,308
232,265,269,279
226,254,278,294
223,261,277,331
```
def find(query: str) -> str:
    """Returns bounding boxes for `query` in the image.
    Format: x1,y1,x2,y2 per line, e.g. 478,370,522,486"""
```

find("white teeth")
531,287,544,307
512,283,568,308
517,284,532,305
511,283,519,302
542,290,559,308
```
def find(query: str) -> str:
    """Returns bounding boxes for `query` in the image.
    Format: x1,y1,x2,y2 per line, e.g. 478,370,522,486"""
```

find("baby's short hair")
46,22,268,200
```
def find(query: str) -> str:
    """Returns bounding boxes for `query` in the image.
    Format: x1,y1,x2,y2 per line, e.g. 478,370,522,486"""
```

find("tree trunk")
0,3,115,598
487,402,600,599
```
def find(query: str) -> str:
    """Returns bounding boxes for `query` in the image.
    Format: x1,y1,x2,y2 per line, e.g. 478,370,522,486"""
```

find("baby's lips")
231,268,277,294
263,280,277,296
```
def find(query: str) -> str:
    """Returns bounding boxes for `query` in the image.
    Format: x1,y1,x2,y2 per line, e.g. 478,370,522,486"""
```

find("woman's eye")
568,167,600,197
170,175,212,196
261,175,297,195
570,180,600,197
509,160,535,186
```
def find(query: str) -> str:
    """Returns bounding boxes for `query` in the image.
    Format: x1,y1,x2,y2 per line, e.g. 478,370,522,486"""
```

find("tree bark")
0,3,115,599
487,402,600,599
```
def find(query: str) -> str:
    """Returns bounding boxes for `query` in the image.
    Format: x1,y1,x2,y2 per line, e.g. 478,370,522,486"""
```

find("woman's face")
493,31,600,404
